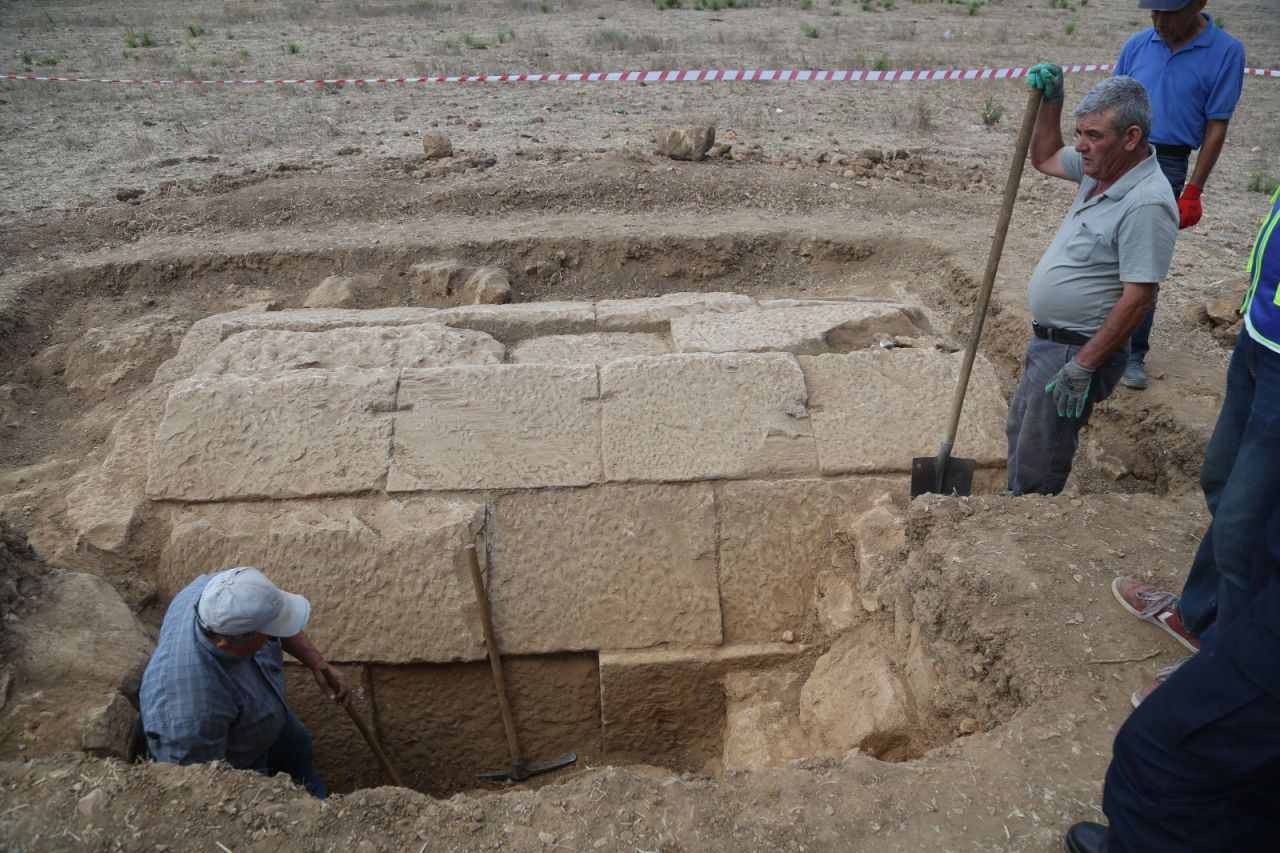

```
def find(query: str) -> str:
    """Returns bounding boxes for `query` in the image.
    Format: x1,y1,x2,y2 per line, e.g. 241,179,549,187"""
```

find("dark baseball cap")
1137,0,1193,10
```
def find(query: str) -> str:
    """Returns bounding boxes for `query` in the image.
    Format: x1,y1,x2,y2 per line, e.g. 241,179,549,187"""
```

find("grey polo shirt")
1027,147,1177,335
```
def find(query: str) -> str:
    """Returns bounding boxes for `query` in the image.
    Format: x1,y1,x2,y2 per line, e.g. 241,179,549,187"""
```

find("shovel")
465,544,577,782
911,88,1043,498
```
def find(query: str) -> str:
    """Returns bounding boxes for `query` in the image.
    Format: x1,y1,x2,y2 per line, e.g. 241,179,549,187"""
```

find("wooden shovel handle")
466,544,525,768
320,666,403,788
940,87,1043,452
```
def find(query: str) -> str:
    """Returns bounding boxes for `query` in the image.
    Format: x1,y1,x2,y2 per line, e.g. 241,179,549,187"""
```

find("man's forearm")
1075,284,1158,370
1188,119,1229,189
282,631,328,671
1030,99,1066,173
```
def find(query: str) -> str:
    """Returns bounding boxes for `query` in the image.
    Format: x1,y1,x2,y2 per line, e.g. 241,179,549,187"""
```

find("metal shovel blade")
477,751,578,782
910,454,976,498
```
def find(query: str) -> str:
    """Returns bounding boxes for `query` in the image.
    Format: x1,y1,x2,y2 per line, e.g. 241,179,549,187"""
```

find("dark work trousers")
1005,336,1128,495
1128,150,1189,366
261,707,328,798
1102,504,1280,851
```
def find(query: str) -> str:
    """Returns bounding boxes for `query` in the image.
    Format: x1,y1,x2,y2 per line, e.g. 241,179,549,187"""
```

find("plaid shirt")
140,574,288,769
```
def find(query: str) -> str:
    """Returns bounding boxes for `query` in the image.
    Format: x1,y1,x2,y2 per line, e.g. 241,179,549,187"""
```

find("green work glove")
1027,62,1064,103
1045,358,1095,418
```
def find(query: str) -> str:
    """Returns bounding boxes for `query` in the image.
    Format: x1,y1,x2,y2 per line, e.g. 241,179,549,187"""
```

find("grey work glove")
1027,62,1064,103
1044,358,1095,418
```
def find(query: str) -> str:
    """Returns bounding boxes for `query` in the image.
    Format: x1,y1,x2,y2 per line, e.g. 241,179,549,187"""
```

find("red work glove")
1178,184,1203,230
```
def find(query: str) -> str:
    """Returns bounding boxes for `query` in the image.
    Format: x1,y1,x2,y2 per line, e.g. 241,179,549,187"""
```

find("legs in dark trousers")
1102,505,1280,852
1178,334,1280,646
266,708,328,798
1005,337,1127,495
1128,152,1186,367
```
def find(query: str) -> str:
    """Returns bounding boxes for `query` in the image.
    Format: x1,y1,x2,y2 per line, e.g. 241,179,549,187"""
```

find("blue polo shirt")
1114,14,1245,149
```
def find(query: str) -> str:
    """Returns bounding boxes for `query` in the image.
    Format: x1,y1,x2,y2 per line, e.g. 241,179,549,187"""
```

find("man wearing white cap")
140,567,352,797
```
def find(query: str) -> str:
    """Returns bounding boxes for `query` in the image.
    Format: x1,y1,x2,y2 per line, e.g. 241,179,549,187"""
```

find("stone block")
715,477,902,643
459,267,513,305
218,308,443,340
197,324,503,375
671,302,923,355
388,364,601,491
434,301,595,342
146,370,397,502
302,274,396,309
408,260,465,300
159,497,485,662
511,332,669,364
600,353,817,482
488,484,721,653
595,292,756,333
154,306,274,383
63,313,188,399
372,655,600,797
284,664,385,793
599,644,802,769
79,692,140,759
800,349,1007,474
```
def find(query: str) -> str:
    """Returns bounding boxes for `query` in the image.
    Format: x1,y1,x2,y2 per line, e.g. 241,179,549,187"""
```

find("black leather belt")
1032,322,1090,346
1154,143,1192,158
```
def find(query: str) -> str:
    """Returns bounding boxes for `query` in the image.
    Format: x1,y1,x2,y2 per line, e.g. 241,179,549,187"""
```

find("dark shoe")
1065,821,1109,853
1120,361,1149,390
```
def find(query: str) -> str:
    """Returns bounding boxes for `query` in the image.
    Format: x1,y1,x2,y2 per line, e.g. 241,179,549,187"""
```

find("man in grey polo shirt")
1006,69,1178,495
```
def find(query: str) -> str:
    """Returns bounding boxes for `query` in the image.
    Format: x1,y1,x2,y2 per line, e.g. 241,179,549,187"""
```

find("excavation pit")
14,235,1020,798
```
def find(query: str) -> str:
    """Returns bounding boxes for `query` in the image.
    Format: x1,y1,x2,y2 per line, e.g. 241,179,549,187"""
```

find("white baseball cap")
196,567,311,638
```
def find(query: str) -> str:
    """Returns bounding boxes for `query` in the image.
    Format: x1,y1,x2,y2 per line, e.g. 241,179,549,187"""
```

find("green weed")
285,42,299,54
186,23,206,37
967,0,983,14
804,24,821,37
655,0,681,9
800,0,813,9
38,56,57,66
980,94,1003,126
540,2,549,9
1065,20,1076,35
882,0,894,9
124,29,156,48
1214,15,1224,27
20,51,32,65
872,55,889,71
1248,173,1279,195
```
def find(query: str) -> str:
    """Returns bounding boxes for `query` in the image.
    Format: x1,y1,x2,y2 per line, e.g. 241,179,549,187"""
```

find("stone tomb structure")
68,293,1008,793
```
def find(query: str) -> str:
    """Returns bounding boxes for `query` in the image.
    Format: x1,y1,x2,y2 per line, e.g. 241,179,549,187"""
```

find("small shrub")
872,55,889,72
20,51,32,65
285,42,299,54
1080,0,1088,5
497,28,516,43
800,0,813,9
225,30,234,40
980,94,1003,126
444,38,457,49
1248,173,1279,195
178,63,195,78
966,0,983,14
655,0,681,9
1065,20,1076,35
540,2,549,10
124,29,156,48
462,33,486,48
882,0,894,9
208,57,221,67
804,25,821,37
237,47,250,58
38,55,57,66
186,23,206,37
1214,15,1224,27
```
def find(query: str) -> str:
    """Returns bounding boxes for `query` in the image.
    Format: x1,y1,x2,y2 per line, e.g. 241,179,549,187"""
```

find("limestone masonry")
64,291,1010,779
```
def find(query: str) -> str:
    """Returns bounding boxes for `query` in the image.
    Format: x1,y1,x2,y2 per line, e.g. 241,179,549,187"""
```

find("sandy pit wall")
61,294,1009,794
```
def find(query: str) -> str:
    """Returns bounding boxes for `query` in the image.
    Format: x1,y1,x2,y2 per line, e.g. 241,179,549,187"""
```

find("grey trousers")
1005,336,1127,495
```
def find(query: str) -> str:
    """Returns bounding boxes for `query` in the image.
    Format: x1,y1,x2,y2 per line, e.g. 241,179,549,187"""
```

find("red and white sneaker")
1111,577,1200,653
1131,657,1191,709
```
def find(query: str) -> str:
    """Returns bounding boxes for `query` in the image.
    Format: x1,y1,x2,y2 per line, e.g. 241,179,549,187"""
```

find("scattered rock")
657,126,716,162
408,259,466,300
459,267,513,305
422,130,453,159
708,143,733,158
303,274,388,309
77,788,108,820
114,187,143,202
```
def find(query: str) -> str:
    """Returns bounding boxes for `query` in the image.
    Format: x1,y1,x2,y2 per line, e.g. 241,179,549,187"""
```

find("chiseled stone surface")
488,484,721,653
722,669,812,770
800,349,1007,474
595,292,756,332
219,307,443,339
511,332,669,364
388,364,601,491
598,643,803,769
434,301,595,342
146,370,397,501
600,353,817,482
371,655,601,797
715,476,904,643
197,323,504,375
671,301,923,355
159,498,485,662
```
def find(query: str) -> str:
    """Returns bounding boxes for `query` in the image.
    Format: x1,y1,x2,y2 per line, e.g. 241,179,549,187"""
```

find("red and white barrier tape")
3,64,1276,86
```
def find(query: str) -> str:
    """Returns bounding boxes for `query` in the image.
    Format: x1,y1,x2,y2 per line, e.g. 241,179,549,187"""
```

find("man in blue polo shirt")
1113,0,1245,390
